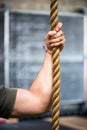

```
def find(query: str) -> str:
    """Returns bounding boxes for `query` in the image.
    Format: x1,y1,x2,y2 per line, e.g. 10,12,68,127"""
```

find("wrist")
43,44,52,55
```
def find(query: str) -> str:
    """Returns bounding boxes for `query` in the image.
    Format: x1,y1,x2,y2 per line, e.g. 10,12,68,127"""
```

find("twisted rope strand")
50,0,60,130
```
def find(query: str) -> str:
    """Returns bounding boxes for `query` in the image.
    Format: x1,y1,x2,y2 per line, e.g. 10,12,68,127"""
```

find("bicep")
11,88,43,117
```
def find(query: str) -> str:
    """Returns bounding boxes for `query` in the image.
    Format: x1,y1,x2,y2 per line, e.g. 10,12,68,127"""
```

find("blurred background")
0,0,87,12
0,0,87,130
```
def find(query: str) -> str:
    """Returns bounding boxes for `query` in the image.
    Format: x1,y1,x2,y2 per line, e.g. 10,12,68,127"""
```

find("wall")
0,0,87,12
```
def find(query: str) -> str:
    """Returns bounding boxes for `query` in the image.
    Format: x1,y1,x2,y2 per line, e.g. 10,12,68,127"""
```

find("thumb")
55,22,63,32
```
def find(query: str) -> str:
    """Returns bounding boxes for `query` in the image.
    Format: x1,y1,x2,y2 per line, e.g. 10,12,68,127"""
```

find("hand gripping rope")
50,0,60,130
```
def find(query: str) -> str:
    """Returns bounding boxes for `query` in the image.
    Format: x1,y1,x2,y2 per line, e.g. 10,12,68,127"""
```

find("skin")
11,22,66,118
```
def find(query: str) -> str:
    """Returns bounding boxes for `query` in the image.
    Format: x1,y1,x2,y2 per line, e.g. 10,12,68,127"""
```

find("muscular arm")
10,23,65,118
11,52,52,117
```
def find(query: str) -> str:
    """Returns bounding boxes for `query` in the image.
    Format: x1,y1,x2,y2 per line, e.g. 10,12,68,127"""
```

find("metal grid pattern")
0,10,85,104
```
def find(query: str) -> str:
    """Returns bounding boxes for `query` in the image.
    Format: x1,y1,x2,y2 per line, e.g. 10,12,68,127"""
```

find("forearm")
11,52,52,118
29,52,52,111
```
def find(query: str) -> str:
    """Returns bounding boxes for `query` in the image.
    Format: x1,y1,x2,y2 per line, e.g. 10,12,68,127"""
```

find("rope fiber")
50,0,60,130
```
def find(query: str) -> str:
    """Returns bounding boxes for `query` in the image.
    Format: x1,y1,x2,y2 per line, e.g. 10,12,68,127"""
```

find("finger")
48,31,56,37
50,36,66,48
50,42,65,51
55,22,63,32
49,35,64,44
50,30,64,39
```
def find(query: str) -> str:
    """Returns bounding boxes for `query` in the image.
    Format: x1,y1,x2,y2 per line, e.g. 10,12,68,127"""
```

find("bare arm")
11,23,65,118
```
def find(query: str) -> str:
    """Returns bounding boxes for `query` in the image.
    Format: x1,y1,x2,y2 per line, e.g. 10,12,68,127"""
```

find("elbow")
38,97,51,114
40,106,50,114
38,106,50,115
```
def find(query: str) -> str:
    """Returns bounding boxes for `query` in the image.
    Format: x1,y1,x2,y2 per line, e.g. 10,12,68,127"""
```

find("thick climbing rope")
50,0,60,130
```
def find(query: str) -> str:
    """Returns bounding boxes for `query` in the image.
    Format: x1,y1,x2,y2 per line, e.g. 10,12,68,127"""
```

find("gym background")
0,0,87,12
0,0,87,130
